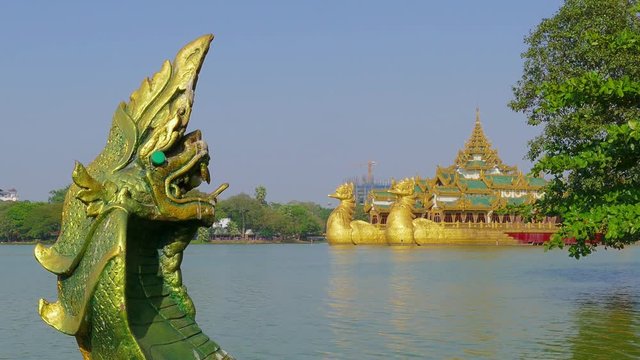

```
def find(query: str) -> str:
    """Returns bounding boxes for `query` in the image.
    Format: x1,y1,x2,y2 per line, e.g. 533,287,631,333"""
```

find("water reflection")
325,246,514,358
385,247,421,357
325,246,640,359
5,244,640,359
569,291,640,359
326,246,359,355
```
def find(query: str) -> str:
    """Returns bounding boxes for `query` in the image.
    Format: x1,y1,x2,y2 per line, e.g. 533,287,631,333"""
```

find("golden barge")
326,109,558,245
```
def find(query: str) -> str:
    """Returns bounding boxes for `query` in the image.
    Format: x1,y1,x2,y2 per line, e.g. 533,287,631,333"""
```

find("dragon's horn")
112,34,214,170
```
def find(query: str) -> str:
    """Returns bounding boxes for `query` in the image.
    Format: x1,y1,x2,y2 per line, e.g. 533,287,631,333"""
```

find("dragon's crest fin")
110,34,213,171
127,60,172,123
73,161,115,216
112,104,139,172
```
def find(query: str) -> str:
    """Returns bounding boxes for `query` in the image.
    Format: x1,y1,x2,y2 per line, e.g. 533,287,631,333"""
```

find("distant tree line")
203,186,336,241
0,187,68,242
0,185,366,243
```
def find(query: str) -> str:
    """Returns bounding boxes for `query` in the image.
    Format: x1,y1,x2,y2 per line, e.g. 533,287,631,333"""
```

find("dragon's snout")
160,130,212,200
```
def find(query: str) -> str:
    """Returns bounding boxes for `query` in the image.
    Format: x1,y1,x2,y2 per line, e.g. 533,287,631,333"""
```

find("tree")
22,202,62,239
217,193,263,238
287,201,333,223
0,201,62,241
274,204,323,240
196,226,211,243
227,220,241,237
511,1,640,161
510,0,640,258
48,185,70,203
214,207,228,221
255,206,284,239
353,204,369,222
208,193,333,241
254,186,267,205
0,202,21,241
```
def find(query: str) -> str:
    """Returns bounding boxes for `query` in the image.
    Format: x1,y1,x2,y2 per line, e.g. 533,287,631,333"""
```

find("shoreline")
205,239,324,245
0,241,52,245
0,240,326,246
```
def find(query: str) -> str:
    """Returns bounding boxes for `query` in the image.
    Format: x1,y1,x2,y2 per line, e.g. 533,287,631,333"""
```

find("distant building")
0,188,18,202
212,218,231,229
367,109,549,225
344,177,390,205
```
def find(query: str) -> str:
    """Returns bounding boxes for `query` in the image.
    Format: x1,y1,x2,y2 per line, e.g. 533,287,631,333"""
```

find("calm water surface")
1,244,639,359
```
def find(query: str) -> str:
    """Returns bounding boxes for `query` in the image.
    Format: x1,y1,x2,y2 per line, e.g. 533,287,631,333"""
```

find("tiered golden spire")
454,108,508,171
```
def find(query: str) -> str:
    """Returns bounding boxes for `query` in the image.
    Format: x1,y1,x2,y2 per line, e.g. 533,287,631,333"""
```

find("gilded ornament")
326,182,385,245
35,35,233,359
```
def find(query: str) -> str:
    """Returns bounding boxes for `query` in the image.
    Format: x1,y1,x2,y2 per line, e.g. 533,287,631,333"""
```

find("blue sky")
0,1,563,206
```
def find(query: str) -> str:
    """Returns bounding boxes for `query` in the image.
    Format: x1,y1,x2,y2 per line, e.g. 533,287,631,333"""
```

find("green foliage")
48,185,70,203
254,185,267,205
511,0,640,258
353,204,369,221
535,119,640,258
217,193,264,236
214,207,228,221
510,0,640,161
227,220,241,236
0,201,62,241
0,186,332,242
215,195,329,241
273,203,323,240
195,227,211,243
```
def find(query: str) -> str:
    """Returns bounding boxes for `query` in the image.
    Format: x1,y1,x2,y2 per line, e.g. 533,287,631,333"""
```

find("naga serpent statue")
35,35,234,359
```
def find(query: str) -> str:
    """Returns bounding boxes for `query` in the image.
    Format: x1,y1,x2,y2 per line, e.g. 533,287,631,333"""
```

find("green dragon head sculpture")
34,35,233,359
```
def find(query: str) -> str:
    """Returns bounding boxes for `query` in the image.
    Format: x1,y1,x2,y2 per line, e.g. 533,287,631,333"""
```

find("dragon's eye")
150,151,167,166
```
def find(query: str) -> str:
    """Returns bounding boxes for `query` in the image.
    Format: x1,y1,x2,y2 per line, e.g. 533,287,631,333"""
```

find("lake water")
1,243,639,359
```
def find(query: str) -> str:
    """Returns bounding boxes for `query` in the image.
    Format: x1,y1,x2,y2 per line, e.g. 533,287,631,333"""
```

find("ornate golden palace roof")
367,109,547,215
453,108,516,174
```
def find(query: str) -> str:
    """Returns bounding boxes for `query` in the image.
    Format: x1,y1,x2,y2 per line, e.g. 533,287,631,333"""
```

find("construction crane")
351,160,378,184
366,160,376,183
352,160,377,183
345,160,383,205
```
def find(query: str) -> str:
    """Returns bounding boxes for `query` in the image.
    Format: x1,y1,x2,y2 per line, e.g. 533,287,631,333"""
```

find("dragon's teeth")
171,184,182,198
201,163,210,184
